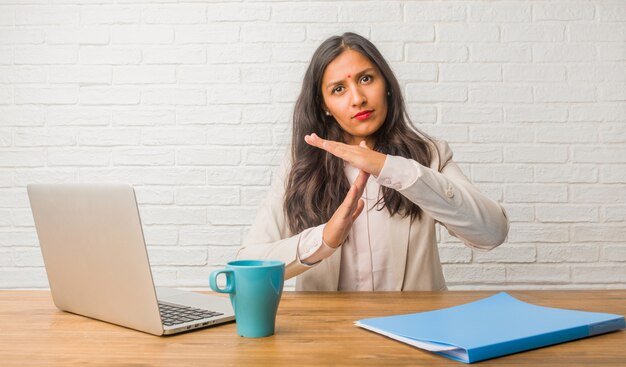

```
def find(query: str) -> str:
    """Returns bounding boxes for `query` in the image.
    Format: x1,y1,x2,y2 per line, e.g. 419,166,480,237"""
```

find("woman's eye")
332,86,344,94
361,75,372,83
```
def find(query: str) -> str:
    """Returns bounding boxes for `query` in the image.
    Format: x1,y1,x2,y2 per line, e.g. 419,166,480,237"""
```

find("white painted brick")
599,84,626,102
78,128,141,146
142,128,206,146
438,244,472,264
600,165,626,184
271,44,316,63
535,86,596,103
537,244,600,263
0,47,13,64
207,4,270,21
605,206,626,222
12,247,44,267
419,124,467,143
536,124,597,143
241,187,269,207
472,164,533,183
598,44,626,61
571,185,626,204
471,183,503,202
0,87,11,104
47,108,109,126
471,125,533,143
206,167,270,186
242,105,291,124
507,264,570,283
174,25,240,44
306,25,370,42
533,3,595,21
0,174,12,188
111,25,173,44
113,109,175,126
114,66,175,84
143,46,206,64
0,66,46,83
505,145,568,163
602,245,626,262
206,44,271,64
506,184,567,203
14,128,75,147
536,205,598,223
80,87,140,105
0,230,38,245
207,86,270,104
469,44,531,62
47,148,110,166
79,46,141,65
242,64,305,83
142,168,206,185
0,210,12,226
501,204,534,222
0,7,12,26
389,63,437,82
113,148,175,166
207,207,257,225
535,164,597,184
438,24,499,42
453,145,502,163
471,85,533,104
441,106,502,124
506,106,568,123
140,207,206,225
405,85,467,102
507,223,569,243
443,265,505,284
148,247,207,266
15,6,78,25
406,44,468,62
570,104,625,122
474,244,536,263
142,5,206,24
177,147,241,166
470,3,531,22
339,2,401,22
179,226,241,246
372,24,434,42
503,64,565,82
14,46,77,64
599,124,626,143
405,3,466,22
14,87,78,105
205,245,239,266
568,63,626,82
502,24,564,42
570,24,626,42
13,168,77,185
273,3,337,23
533,44,596,63
176,187,239,206
78,168,143,184
0,150,44,167
46,26,109,45
407,105,437,124
244,148,285,166
0,268,48,288
440,64,501,82
135,188,174,205
142,88,205,106
142,226,177,246
0,30,44,45
378,42,404,63
80,6,141,24
177,107,241,125
177,66,240,84
571,265,626,283
598,3,626,22
207,125,273,146
573,146,626,163
48,66,111,84
242,25,305,43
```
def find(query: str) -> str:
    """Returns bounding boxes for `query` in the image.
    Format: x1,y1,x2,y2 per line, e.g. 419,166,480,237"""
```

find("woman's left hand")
304,133,387,176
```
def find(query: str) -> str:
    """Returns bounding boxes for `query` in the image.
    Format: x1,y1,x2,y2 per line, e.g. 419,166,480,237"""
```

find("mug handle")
209,269,235,293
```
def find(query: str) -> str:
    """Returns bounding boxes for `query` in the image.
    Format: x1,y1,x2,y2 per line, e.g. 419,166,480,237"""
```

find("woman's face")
321,49,388,147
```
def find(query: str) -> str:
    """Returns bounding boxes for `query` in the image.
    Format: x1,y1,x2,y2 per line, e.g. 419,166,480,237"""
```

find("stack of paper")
355,292,625,364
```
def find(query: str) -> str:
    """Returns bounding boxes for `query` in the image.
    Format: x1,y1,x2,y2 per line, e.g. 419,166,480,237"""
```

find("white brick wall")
0,0,624,291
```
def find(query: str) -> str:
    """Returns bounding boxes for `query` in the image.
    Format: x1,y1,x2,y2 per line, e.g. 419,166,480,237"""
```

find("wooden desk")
1,290,624,366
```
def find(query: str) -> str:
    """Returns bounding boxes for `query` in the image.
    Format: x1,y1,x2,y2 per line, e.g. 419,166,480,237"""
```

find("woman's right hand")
322,169,370,248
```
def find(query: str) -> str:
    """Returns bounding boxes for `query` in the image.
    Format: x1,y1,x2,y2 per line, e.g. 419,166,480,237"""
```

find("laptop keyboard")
158,301,224,326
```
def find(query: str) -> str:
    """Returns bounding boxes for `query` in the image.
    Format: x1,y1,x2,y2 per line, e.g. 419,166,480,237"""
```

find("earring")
387,91,391,97
324,110,331,116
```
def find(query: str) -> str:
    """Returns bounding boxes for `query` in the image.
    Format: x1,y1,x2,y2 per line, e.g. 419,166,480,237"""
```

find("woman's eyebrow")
325,67,376,89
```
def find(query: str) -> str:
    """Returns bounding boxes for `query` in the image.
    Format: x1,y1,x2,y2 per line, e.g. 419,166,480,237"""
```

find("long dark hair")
284,32,434,234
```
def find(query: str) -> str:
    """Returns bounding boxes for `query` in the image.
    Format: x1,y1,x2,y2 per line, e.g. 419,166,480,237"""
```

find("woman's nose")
351,88,366,106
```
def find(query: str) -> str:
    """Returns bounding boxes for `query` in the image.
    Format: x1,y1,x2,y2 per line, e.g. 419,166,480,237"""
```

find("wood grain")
0,290,624,366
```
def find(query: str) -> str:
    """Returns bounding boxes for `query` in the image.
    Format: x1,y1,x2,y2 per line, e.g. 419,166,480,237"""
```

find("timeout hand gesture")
304,133,387,248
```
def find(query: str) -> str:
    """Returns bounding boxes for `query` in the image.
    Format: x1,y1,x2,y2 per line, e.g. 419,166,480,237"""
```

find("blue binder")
355,292,625,363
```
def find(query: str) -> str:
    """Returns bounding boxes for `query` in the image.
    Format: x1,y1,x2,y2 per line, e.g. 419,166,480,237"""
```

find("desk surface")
1,290,625,366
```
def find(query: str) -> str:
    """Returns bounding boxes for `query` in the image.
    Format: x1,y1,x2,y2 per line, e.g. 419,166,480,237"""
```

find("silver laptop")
27,184,235,336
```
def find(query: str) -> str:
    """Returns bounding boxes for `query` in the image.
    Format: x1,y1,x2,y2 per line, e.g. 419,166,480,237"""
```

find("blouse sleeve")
375,140,509,250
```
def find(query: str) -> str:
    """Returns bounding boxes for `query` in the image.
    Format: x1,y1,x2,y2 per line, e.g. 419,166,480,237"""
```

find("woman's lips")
354,110,373,121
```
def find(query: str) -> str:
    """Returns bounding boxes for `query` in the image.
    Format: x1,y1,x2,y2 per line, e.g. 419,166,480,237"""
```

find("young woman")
236,32,509,291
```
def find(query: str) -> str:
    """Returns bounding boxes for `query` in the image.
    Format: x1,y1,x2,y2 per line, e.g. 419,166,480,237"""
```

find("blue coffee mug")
209,260,285,338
